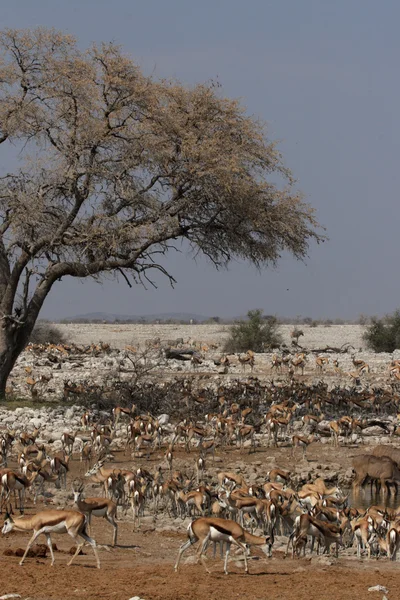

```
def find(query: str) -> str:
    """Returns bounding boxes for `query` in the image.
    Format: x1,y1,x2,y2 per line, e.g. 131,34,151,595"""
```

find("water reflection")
349,487,399,511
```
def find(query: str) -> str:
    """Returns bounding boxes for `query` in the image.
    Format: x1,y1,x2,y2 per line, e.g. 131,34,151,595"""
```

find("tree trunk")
0,322,33,398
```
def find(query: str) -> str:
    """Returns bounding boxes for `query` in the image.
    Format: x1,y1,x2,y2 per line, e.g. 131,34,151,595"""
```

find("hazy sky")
2,1,400,320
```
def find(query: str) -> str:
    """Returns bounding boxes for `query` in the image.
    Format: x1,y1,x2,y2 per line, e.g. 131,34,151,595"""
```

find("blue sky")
2,1,400,319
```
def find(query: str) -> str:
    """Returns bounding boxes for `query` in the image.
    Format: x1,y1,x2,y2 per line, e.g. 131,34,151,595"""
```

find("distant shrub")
224,309,282,353
322,319,333,327
30,322,67,345
309,320,320,328
358,313,370,326
363,310,400,352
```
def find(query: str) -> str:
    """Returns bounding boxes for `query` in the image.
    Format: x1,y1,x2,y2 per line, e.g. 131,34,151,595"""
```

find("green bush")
363,310,400,352
224,309,282,353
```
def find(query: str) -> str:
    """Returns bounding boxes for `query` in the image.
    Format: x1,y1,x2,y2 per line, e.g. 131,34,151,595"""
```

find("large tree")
0,28,323,395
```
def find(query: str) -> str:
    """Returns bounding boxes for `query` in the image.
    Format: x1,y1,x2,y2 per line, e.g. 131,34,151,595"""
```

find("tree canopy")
0,27,323,394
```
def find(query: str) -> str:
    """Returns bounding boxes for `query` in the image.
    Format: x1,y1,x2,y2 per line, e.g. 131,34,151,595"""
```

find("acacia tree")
0,28,323,395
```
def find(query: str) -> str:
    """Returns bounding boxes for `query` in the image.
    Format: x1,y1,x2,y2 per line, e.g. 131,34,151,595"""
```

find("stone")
311,555,334,566
65,407,75,420
368,585,389,594
157,414,169,426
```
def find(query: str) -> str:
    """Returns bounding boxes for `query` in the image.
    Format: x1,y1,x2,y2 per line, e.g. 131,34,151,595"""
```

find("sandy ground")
56,323,366,351
0,443,399,600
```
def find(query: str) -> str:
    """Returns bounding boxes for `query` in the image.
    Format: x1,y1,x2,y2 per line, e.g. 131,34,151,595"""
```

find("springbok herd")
3,379,400,574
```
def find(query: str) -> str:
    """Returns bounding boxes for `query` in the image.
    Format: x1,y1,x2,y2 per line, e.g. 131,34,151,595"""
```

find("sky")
1,0,400,320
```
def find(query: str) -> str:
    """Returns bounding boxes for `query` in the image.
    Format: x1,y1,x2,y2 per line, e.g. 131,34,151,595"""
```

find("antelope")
291,434,319,460
267,415,291,446
287,513,343,558
267,468,291,485
80,412,92,431
2,509,100,568
50,455,69,489
174,517,274,574
185,425,207,453
176,489,207,518
290,329,304,344
302,478,343,499
165,447,173,476
302,414,323,433
238,350,255,372
217,472,248,491
315,356,329,372
30,468,61,504
291,354,306,375
135,434,155,457
127,479,145,527
72,480,118,546
196,455,206,483
61,432,75,457
236,424,256,453
223,491,265,530
271,354,282,372
80,442,93,470
94,432,113,456
113,405,136,429
329,421,340,447
352,355,369,373
20,428,40,447
1,470,34,513
85,460,122,497
387,524,400,560
198,438,216,463
351,515,377,559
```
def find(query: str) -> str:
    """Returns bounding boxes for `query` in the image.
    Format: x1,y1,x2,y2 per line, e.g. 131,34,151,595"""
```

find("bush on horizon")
223,309,282,353
30,322,67,345
363,310,400,352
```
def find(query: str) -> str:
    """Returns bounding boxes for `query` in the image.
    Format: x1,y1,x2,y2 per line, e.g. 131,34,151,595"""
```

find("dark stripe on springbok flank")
209,523,234,537
14,473,27,485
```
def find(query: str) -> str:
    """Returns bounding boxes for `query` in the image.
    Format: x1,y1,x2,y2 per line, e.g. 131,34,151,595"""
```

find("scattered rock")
311,555,334,566
69,546,85,555
65,407,75,420
368,585,389,594
157,414,169,426
13,544,47,558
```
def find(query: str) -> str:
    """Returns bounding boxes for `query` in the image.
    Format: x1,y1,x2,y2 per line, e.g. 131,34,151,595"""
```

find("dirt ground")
0,443,399,600
55,322,366,351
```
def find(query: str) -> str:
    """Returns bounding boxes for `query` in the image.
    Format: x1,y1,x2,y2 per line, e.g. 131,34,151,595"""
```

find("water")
349,487,400,511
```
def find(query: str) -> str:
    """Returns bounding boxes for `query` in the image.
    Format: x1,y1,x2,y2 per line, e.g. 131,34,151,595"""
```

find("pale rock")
368,585,389,594
2,415,16,424
157,414,169,426
65,407,75,420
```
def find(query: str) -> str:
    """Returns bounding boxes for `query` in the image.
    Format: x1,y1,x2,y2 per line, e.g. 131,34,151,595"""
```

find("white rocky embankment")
6,343,400,402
